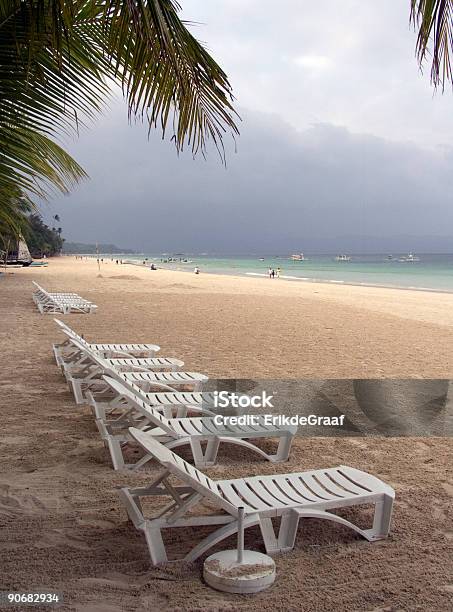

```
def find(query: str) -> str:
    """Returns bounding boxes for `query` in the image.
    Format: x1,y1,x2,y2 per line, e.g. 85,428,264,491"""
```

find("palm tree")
0,0,239,238
411,1,453,89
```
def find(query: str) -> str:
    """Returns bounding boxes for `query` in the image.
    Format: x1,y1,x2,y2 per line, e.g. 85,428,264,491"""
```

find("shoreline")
75,254,453,295
119,258,453,296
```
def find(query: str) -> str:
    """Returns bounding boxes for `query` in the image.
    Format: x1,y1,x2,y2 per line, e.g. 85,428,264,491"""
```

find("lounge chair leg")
70,379,85,404
93,403,106,420
277,510,300,551
273,434,293,462
106,436,126,470
368,493,394,540
259,517,279,553
189,439,206,467
144,522,168,565
203,438,220,465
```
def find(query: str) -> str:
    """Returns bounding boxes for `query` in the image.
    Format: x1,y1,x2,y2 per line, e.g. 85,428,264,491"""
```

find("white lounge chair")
63,355,184,374
63,339,208,404
32,282,97,314
53,318,160,365
119,429,395,565
93,376,296,470
89,381,233,420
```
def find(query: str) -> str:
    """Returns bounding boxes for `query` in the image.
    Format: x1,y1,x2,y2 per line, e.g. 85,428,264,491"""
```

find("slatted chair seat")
61,339,205,404
121,371,207,388
94,377,296,470
52,319,160,365
89,380,242,422
119,429,395,565
66,357,184,373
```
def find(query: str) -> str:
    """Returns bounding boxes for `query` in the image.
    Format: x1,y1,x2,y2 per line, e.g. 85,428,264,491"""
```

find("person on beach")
194,266,200,274
271,268,275,278
268,267,273,278
276,267,281,278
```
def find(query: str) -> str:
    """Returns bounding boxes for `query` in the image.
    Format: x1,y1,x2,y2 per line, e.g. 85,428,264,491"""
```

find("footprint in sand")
76,516,117,529
36,529,92,551
347,439,369,449
433,505,448,521
0,483,46,515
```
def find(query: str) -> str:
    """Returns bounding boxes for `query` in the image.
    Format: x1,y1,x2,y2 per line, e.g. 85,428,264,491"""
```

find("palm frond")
0,1,239,235
411,0,453,89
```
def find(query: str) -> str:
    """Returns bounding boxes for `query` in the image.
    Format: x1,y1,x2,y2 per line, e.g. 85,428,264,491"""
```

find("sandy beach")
1,257,452,611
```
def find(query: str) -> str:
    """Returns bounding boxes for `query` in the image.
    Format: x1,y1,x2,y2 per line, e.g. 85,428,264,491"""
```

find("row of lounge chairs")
33,281,97,314
53,319,395,566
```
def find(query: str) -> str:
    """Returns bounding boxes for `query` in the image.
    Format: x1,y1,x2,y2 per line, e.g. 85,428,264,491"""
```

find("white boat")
291,253,305,261
335,254,351,262
398,252,420,263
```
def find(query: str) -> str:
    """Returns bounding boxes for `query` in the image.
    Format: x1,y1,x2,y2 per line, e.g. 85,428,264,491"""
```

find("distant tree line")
25,214,64,258
63,242,135,255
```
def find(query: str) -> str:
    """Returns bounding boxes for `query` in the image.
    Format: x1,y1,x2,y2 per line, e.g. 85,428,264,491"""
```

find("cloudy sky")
45,1,453,253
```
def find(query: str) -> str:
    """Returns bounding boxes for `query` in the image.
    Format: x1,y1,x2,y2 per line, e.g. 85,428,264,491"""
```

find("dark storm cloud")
40,2,453,252
46,102,453,253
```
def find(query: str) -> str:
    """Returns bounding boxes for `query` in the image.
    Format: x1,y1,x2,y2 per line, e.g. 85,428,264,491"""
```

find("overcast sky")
45,1,453,252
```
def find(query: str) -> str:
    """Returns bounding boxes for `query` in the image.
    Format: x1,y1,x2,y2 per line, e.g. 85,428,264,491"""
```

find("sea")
105,253,453,293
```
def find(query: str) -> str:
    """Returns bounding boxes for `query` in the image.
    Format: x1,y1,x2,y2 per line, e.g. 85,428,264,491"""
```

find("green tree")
26,213,65,257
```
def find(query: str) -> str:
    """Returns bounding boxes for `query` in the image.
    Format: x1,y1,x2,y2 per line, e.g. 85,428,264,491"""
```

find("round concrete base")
203,550,276,594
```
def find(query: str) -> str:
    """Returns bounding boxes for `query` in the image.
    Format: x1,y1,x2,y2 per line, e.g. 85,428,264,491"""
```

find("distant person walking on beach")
276,267,281,278
268,267,273,278
271,268,275,278
194,266,200,275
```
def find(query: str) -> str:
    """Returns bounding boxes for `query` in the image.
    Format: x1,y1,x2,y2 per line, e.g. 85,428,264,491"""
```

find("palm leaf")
411,0,453,89
0,1,239,236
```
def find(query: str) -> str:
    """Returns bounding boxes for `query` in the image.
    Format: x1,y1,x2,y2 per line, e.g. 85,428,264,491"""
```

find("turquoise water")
121,253,453,293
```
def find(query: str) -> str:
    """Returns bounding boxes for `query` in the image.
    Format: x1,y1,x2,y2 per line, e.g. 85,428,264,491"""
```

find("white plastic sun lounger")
53,319,160,366
33,281,93,306
89,379,237,420
32,282,97,314
63,339,208,404
52,319,160,365
63,355,184,375
95,377,296,470
119,429,395,565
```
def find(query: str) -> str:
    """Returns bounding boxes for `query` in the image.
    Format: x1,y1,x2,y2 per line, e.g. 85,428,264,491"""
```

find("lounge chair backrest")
33,282,53,301
61,328,89,347
129,427,237,514
54,318,73,333
69,338,112,369
102,377,175,436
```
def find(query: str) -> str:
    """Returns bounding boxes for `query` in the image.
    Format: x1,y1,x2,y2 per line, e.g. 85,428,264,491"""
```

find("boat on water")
3,237,33,266
291,253,305,261
398,252,420,263
335,254,351,262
